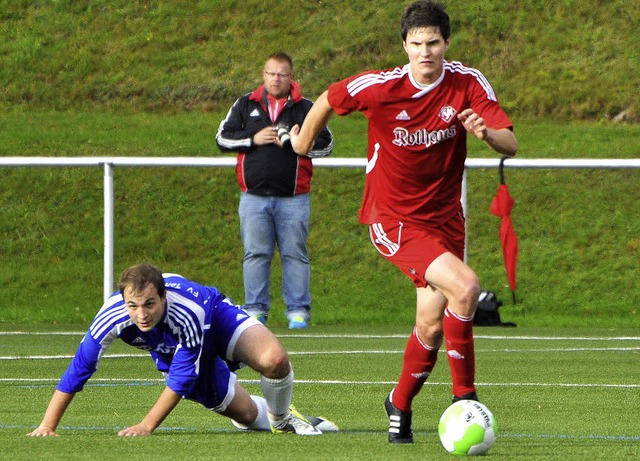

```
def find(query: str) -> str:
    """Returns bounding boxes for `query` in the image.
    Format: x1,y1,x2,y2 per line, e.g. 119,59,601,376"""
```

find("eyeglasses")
264,71,292,79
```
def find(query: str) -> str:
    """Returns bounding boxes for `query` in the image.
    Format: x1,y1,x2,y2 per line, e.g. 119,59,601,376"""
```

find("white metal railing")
3,156,640,300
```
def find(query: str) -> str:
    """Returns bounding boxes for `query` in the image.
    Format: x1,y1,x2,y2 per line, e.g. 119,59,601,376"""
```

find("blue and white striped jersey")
57,273,247,398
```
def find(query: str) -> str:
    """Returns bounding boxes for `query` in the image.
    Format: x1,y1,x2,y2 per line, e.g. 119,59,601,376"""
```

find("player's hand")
26,425,59,437
458,108,488,141
118,423,154,436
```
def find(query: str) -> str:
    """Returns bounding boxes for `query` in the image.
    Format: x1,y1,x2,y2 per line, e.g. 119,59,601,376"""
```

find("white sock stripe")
445,307,474,322
412,326,437,351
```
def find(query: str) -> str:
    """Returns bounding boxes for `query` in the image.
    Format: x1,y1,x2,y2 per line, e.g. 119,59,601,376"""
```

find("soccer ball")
438,400,496,456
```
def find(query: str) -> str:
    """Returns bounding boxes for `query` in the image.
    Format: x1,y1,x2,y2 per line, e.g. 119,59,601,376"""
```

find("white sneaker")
271,407,322,435
289,405,339,432
305,415,339,432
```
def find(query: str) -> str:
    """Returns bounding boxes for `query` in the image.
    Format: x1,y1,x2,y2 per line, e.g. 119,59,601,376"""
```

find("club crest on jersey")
439,104,457,123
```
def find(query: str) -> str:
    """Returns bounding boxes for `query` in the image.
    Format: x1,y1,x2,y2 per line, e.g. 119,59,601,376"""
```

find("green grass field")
1,326,638,460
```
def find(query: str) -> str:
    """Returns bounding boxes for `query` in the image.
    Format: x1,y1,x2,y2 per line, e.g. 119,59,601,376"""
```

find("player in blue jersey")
27,263,337,437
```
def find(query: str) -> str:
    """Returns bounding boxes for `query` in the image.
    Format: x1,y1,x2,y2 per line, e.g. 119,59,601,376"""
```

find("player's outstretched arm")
458,108,518,156
118,386,182,436
27,389,75,437
290,91,335,156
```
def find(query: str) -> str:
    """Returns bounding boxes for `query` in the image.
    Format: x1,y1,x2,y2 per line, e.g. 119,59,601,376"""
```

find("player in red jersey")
291,0,518,444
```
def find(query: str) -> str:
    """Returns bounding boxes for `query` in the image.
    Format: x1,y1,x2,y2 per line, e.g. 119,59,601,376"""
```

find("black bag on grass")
474,291,516,327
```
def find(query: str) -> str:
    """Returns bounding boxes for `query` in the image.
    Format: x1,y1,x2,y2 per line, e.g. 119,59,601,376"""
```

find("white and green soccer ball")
438,400,497,456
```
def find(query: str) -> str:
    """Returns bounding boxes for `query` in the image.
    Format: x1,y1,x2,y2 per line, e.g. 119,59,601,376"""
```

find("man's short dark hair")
401,0,450,42
267,52,294,71
118,263,165,297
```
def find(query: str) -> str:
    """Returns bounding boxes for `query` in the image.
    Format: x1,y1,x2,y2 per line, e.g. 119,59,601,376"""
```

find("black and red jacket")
216,81,333,196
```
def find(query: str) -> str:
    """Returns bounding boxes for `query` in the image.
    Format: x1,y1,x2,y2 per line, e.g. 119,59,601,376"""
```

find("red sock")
392,327,439,411
443,307,476,397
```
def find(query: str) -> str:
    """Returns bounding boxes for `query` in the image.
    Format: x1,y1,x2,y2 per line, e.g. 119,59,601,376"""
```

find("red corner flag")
489,157,518,304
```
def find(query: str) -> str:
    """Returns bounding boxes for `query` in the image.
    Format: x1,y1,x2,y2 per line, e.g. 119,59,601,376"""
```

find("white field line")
1,331,640,341
284,334,640,341
1,345,639,361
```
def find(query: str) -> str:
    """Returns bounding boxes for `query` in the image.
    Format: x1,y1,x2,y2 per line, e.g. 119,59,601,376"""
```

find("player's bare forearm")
484,127,518,157
291,91,334,156
458,108,518,156
27,389,75,437
118,386,182,436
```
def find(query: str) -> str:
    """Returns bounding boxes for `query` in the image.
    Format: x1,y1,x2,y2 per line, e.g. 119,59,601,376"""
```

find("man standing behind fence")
289,0,517,444
216,52,333,329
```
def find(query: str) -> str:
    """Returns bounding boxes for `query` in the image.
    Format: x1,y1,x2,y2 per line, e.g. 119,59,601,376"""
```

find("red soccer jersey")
328,61,513,228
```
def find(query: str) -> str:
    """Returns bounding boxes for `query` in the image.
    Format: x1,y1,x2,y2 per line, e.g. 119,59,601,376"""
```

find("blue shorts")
182,303,262,412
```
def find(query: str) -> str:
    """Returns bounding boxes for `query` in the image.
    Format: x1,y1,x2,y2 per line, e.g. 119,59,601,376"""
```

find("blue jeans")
238,192,311,320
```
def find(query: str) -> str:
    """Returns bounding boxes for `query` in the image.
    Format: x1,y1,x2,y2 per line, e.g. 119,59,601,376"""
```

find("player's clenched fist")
458,108,488,140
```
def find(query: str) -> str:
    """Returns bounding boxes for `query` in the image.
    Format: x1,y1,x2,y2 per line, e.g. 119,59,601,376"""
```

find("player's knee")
452,275,481,316
416,322,444,346
448,273,480,317
259,348,291,379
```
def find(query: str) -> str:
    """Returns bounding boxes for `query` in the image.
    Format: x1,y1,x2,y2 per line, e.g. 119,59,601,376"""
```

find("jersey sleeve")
327,72,371,116
465,69,513,130
57,331,109,393
215,95,254,152
308,124,334,158
57,294,126,394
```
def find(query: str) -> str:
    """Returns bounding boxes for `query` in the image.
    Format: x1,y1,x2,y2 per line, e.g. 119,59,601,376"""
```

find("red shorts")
368,217,465,288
